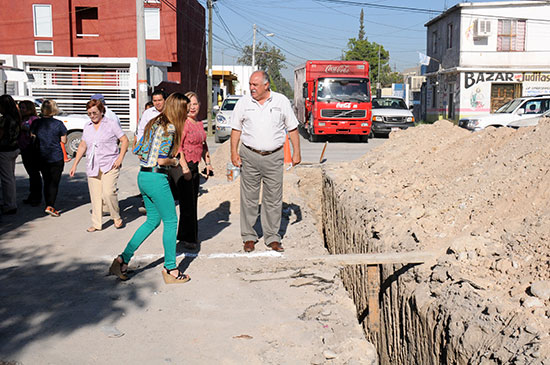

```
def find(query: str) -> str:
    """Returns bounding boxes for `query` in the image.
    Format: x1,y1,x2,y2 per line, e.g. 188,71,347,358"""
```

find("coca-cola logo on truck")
325,65,350,74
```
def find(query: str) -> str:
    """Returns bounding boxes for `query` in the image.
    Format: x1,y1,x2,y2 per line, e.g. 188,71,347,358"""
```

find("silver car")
214,95,242,143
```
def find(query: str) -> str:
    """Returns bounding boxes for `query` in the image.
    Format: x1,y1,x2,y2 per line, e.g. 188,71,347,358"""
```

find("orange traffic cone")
61,142,71,162
283,134,292,165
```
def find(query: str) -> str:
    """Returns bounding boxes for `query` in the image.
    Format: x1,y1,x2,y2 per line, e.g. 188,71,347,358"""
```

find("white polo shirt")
136,106,161,142
230,91,298,152
104,106,120,127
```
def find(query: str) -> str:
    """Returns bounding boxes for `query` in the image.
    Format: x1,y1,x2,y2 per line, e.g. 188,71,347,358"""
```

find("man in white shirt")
230,70,301,253
134,90,166,149
90,94,120,126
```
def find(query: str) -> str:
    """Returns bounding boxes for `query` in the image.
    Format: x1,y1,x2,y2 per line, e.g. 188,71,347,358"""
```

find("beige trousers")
88,167,121,229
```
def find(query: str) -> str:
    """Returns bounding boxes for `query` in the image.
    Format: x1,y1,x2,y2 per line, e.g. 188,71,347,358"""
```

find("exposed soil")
317,119,550,363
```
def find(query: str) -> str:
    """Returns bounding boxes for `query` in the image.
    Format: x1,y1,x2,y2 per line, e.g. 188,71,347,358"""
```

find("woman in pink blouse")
173,91,213,250
69,99,129,232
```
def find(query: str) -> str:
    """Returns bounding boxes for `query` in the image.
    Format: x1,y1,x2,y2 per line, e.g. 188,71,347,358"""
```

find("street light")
251,25,274,70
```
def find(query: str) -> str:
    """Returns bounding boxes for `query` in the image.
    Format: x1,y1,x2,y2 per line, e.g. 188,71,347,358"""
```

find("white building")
212,64,254,97
423,1,550,122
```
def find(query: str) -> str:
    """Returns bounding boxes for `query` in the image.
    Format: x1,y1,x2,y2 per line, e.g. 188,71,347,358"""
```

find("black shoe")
23,198,41,206
180,241,198,251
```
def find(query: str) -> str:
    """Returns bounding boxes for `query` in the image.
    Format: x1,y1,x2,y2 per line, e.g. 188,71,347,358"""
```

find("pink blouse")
180,118,207,163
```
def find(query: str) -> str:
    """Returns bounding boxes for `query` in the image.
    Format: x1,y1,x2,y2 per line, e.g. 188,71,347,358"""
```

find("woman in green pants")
109,93,190,284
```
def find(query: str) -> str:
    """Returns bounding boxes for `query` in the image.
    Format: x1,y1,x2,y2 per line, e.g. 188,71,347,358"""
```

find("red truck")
294,60,372,142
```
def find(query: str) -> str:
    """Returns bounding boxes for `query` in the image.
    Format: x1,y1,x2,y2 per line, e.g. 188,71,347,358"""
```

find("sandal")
162,267,190,284
87,227,100,232
109,256,129,281
45,206,60,217
114,219,124,229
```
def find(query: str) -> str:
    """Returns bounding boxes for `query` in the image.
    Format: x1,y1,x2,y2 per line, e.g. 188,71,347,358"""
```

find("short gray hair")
252,70,270,86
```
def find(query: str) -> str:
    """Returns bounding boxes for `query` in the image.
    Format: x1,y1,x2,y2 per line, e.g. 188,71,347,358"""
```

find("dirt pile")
320,120,550,363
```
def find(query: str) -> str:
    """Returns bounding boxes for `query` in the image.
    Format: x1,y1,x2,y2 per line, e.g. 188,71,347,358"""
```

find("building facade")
423,1,550,122
0,0,206,129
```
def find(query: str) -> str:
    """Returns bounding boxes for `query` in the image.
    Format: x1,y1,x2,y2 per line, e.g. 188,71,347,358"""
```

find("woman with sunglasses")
69,99,129,231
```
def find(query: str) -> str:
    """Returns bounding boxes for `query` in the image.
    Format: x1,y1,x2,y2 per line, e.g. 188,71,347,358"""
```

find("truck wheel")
308,121,320,142
308,130,320,142
66,131,82,157
360,135,369,143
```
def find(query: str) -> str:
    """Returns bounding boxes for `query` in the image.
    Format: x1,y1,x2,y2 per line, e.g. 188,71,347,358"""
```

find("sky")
195,0,497,82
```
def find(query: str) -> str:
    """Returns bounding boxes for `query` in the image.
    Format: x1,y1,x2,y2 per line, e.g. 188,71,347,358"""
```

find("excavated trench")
305,121,550,364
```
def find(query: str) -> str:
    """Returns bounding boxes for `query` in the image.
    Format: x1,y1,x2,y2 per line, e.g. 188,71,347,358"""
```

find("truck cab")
295,61,372,142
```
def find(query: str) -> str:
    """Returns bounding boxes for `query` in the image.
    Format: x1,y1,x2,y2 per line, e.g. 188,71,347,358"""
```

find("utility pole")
252,24,257,70
136,0,148,119
377,44,381,98
206,0,214,136
221,49,224,98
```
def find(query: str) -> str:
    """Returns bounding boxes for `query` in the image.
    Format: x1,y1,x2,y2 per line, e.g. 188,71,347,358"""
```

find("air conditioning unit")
474,19,491,37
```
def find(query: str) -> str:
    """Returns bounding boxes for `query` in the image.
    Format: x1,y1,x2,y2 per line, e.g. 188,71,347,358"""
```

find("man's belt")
140,166,169,174
243,144,283,156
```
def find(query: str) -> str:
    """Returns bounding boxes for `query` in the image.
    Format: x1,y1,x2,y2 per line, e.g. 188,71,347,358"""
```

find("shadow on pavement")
0,245,155,358
0,171,90,237
197,200,231,243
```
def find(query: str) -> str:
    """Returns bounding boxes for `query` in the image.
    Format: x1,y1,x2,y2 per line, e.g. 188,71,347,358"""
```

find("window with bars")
497,19,526,52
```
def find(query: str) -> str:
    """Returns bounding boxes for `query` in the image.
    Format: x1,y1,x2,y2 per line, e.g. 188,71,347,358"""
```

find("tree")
358,9,365,41
343,11,402,89
237,42,293,99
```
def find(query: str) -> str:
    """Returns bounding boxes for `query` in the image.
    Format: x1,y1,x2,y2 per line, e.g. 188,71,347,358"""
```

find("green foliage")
343,10,403,89
358,9,365,41
237,42,293,99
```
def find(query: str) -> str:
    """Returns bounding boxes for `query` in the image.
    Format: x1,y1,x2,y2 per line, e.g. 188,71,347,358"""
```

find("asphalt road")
207,131,387,164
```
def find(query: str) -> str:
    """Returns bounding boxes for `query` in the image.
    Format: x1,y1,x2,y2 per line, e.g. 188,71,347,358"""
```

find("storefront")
425,69,550,122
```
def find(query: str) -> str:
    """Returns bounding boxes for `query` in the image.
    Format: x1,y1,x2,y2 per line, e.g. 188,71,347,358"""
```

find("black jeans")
173,161,200,243
40,159,64,207
21,148,42,202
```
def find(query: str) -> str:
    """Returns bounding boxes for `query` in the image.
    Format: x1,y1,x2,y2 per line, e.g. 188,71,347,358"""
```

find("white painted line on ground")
100,251,283,263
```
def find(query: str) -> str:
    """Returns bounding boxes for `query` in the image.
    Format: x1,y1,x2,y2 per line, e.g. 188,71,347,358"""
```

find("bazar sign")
465,71,550,89
464,72,515,89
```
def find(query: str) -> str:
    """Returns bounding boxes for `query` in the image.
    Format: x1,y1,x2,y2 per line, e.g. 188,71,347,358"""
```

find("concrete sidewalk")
0,150,376,364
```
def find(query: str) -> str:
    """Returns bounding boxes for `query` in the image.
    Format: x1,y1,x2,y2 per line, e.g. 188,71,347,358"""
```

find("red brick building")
0,0,206,119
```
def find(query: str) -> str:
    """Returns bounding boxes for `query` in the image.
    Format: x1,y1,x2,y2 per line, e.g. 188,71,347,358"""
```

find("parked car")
13,96,89,156
214,95,242,143
459,95,550,131
508,109,550,128
371,97,415,137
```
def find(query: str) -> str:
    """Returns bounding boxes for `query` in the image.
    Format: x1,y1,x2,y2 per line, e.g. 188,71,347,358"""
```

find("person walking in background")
31,99,67,217
144,101,154,110
134,90,166,150
0,95,21,215
69,99,129,232
90,94,120,127
18,100,42,206
230,70,301,253
170,91,213,251
109,93,191,284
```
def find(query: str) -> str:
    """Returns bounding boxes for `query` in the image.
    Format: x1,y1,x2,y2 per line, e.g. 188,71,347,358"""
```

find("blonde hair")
142,93,189,156
185,91,200,104
40,99,59,117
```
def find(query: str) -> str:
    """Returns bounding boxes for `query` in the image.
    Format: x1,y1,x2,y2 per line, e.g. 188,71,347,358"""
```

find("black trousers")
40,159,64,207
172,161,200,243
21,148,42,202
